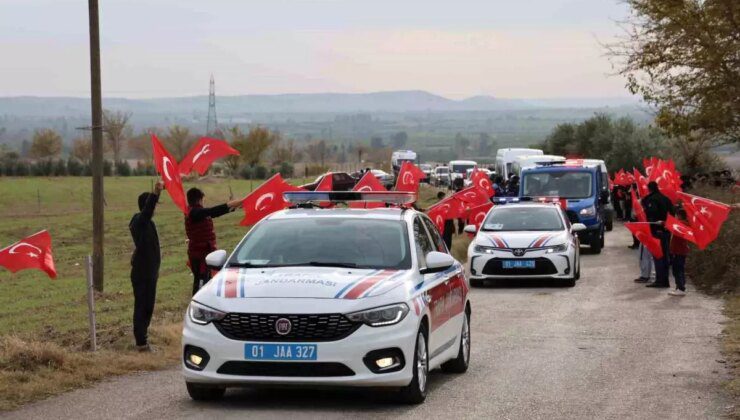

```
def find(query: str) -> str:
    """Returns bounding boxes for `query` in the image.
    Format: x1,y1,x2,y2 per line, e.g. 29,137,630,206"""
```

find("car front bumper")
467,247,575,280
182,308,419,388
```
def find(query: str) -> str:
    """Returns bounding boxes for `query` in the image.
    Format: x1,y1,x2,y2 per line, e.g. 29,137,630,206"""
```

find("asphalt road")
4,225,731,419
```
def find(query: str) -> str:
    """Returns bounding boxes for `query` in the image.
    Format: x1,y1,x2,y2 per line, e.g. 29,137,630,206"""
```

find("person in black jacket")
641,181,675,288
185,188,243,295
129,180,163,351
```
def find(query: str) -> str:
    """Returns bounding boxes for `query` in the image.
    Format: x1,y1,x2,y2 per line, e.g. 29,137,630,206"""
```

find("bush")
305,164,330,177
278,162,294,178
116,160,132,176
14,162,29,176
103,160,113,176
31,160,54,176
66,158,84,176
52,159,67,176
254,165,268,179
238,165,254,180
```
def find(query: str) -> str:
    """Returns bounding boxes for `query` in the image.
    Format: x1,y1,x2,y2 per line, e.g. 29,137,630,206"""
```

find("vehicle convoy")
509,155,565,177
419,164,433,183
463,168,492,187
495,148,543,180
448,160,477,188
431,166,451,187
391,150,418,178
182,192,471,404
465,201,584,287
519,162,608,253
300,172,357,191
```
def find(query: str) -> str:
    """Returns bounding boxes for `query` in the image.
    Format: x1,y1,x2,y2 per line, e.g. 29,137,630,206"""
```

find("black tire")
574,256,581,280
591,236,602,254
605,218,613,232
470,278,484,288
563,277,576,287
398,326,429,404
186,382,225,401
441,310,470,373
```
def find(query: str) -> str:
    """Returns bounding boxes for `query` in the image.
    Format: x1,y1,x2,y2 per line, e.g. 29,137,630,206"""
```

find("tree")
272,138,299,164
454,133,470,158
29,128,63,159
163,125,195,161
228,126,277,167
306,140,329,166
477,133,493,156
390,131,408,149
608,0,740,142
72,137,92,163
102,110,132,167
370,136,385,149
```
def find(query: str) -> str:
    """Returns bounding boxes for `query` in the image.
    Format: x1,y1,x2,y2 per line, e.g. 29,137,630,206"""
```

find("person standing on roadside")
129,180,164,352
185,188,243,296
641,181,675,288
492,176,505,197
668,209,690,296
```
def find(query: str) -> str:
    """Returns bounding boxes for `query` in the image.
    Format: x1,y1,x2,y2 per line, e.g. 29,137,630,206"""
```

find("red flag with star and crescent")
349,172,388,209
625,222,663,259
665,214,703,249
178,137,240,176
0,230,56,279
152,134,188,214
426,196,466,233
467,202,493,231
470,169,495,197
677,192,730,228
240,174,303,226
682,201,719,248
394,161,426,193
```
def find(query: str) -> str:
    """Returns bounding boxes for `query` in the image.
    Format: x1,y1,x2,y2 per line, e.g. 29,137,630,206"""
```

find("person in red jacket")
668,209,690,297
185,188,243,295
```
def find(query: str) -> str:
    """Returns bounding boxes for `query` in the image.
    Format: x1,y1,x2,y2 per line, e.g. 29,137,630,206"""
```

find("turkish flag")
426,196,466,234
152,134,188,214
665,214,703,249
178,137,239,176
683,201,718,248
631,189,647,222
654,161,682,203
350,172,387,209
453,186,490,217
0,230,56,279
625,222,663,259
677,192,730,227
467,202,493,231
643,157,659,179
470,169,495,197
427,205,448,233
633,168,648,197
240,174,302,226
394,161,426,193
316,173,333,191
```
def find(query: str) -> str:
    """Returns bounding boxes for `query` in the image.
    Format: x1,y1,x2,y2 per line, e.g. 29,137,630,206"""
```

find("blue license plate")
503,260,536,269
244,343,317,361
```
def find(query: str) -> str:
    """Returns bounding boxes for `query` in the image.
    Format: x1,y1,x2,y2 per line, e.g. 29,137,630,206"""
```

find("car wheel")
470,278,484,287
441,310,470,374
575,256,581,280
398,326,429,404
186,382,225,401
605,218,613,231
591,237,602,254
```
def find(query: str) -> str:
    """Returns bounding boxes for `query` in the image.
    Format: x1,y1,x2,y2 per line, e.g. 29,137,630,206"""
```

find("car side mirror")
463,224,478,234
571,223,587,233
421,251,455,274
205,250,228,270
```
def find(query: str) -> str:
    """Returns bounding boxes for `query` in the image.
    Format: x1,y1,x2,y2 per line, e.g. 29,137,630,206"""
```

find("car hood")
195,266,410,301
475,230,567,249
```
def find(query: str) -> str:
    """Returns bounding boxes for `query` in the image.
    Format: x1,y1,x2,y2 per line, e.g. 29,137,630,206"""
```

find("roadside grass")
0,176,308,411
684,186,739,418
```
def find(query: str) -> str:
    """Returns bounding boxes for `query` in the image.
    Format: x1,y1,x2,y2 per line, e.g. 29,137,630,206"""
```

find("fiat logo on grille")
513,248,526,257
275,318,292,335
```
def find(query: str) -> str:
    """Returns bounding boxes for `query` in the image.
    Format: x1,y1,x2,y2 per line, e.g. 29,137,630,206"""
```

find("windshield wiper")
227,262,265,268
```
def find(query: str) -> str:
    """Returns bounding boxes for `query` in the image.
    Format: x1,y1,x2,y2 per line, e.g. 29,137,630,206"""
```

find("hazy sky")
0,0,631,99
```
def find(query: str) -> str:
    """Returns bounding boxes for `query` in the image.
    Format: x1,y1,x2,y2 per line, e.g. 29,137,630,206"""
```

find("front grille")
482,258,558,275
214,313,361,342
217,361,355,377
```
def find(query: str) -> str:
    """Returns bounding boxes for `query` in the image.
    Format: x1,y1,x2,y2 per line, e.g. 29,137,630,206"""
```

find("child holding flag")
668,209,690,296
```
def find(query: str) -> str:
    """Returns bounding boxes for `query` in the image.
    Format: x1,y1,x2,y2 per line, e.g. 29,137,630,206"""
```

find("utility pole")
88,0,105,291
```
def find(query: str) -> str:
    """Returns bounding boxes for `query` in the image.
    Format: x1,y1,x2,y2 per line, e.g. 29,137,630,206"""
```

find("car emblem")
513,248,526,257
275,318,292,335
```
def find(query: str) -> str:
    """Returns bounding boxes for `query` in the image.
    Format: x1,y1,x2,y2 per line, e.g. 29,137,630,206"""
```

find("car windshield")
482,207,564,232
522,171,593,199
436,168,449,174
451,164,475,174
228,218,411,270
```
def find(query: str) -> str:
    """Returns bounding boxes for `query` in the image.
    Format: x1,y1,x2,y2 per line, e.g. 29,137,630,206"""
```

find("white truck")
448,160,477,189
495,148,543,180
391,150,418,178
510,154,565,177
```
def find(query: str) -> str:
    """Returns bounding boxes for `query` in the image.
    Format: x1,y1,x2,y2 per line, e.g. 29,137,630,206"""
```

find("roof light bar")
284,191,417,205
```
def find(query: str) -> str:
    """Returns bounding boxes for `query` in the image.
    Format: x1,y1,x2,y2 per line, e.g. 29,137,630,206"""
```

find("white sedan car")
466,202,585,287
182,194,471,404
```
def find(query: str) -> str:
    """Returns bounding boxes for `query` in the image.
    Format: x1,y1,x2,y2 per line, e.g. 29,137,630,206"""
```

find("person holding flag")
185,188,244,295
667,208,690,296
641,181,675,288
129,180,164,351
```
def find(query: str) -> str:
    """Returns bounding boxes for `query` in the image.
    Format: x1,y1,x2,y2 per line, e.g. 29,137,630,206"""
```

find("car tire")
563,277,576,287
186,382,225,401
441,310,470,374
575,257,581,280
605,218,613,231
470,278,484,288
398,326,429,404
591,237,602,254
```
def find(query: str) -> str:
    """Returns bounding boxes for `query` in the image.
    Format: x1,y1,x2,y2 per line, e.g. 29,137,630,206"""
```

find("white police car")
182,192,471,404
466,200,585,287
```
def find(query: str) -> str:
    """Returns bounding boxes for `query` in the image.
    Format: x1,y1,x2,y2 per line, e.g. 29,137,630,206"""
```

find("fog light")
375,357,395,369
189,354,204,366
183,345,210,371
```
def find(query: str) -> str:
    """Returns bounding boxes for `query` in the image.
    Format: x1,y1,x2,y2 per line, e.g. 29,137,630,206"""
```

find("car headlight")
346,303,409,327
546,243,568,253
579,205,596,217
474,245,499,254
189,301,226,325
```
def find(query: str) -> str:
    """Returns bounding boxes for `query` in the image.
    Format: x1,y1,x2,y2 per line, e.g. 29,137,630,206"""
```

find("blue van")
519,163,608,253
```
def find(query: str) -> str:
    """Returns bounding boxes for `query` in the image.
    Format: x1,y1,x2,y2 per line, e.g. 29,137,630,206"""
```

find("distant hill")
0,91,640,117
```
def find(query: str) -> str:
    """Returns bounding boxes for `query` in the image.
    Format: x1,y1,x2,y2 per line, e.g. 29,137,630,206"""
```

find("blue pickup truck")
519,163,609,253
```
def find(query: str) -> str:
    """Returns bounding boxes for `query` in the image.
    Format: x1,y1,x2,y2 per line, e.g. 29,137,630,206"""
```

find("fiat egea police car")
182,192,471,404
466,200,586,287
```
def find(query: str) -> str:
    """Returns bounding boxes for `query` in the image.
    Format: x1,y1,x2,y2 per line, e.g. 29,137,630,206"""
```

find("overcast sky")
0,0,631,99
